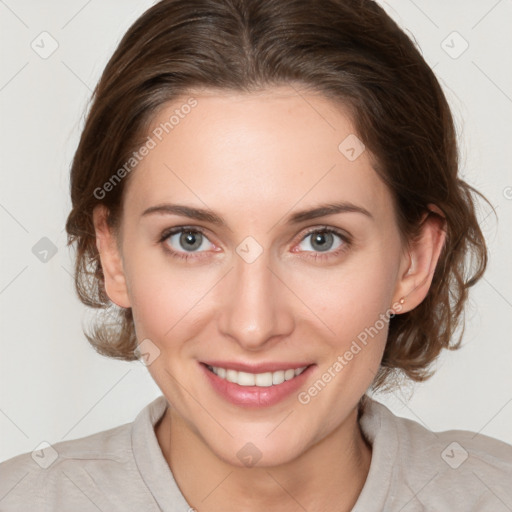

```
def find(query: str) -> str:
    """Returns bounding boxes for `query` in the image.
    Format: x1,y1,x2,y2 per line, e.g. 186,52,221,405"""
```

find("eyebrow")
141,201,373,226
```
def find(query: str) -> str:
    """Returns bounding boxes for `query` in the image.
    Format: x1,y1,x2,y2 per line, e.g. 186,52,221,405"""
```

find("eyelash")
158,225,352,262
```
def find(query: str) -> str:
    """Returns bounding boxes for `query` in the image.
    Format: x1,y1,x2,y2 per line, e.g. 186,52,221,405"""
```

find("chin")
206,430,309,469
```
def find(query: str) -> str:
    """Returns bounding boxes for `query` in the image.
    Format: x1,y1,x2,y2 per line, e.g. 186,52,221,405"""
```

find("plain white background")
0,0,511,463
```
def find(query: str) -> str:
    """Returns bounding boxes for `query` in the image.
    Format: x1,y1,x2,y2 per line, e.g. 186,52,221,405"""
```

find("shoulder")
0,422,138,511
391,402,512,472
360,398,512,511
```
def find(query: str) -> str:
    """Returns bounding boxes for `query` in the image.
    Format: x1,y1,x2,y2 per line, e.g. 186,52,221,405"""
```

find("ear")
92,205,131,309
391,204,447,314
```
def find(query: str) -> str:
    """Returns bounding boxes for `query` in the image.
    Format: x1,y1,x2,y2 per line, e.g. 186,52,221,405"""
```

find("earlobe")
392,204,447,314
92,205,131,309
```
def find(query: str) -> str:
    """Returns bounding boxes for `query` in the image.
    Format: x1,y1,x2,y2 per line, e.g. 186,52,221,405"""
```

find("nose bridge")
217,247,293,349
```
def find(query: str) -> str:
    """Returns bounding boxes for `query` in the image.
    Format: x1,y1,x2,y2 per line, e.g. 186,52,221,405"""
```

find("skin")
93,85,446,512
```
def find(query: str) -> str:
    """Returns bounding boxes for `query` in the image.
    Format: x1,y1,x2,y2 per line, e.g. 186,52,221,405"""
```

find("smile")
205,364,308,387
200,362,315,408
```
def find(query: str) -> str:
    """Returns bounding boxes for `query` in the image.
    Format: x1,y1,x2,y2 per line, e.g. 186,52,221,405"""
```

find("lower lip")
200,363,315,408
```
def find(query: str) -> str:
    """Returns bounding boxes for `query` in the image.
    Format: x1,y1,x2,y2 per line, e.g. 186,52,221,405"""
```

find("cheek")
125,248,216,345
306,252,398,339
290,247,398,405
293,259,395,431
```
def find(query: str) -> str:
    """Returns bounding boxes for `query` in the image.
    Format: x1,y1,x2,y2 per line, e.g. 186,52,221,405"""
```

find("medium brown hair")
65,0,489,393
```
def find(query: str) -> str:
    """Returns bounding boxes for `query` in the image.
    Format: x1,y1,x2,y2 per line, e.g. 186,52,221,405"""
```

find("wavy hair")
65,0,490,393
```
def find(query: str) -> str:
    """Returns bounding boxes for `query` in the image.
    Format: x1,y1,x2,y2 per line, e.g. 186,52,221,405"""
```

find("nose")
217,249,295,351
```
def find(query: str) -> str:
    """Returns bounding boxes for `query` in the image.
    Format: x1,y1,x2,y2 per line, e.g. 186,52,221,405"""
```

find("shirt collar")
131,394,398,511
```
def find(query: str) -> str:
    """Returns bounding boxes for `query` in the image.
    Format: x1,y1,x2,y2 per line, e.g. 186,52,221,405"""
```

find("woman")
1,0,511,510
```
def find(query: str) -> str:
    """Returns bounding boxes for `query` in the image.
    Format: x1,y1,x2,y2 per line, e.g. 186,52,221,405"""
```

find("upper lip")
201,360,314,373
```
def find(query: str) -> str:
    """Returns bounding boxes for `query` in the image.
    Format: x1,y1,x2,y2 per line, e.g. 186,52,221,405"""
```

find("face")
96,86,412,467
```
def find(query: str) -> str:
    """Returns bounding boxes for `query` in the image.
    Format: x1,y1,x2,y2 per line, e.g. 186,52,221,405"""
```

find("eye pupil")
181,231,202,251
311,232,333,252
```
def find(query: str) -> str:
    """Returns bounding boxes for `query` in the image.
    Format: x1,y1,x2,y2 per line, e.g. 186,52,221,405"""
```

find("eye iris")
180,231,202,251
311,232,333,252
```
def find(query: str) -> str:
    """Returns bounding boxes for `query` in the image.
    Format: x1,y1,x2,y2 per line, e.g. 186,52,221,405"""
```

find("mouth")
199,361,316,408
203,363,310,387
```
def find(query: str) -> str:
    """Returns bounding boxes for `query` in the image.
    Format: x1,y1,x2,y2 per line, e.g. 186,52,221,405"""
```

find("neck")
155,405,372,512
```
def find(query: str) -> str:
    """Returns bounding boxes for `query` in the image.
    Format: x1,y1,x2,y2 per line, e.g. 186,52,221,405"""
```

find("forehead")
123,86,392,225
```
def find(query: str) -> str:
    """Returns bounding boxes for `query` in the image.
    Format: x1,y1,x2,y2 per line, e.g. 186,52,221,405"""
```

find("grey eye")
298,230,344,253
166,230,213,253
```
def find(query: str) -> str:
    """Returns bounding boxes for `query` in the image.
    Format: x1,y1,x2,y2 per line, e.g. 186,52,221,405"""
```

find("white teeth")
255,372,273,387
237,371,255,386
272,370,285,385
209,365,307,387
284,369,295,380
226,369,238,383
